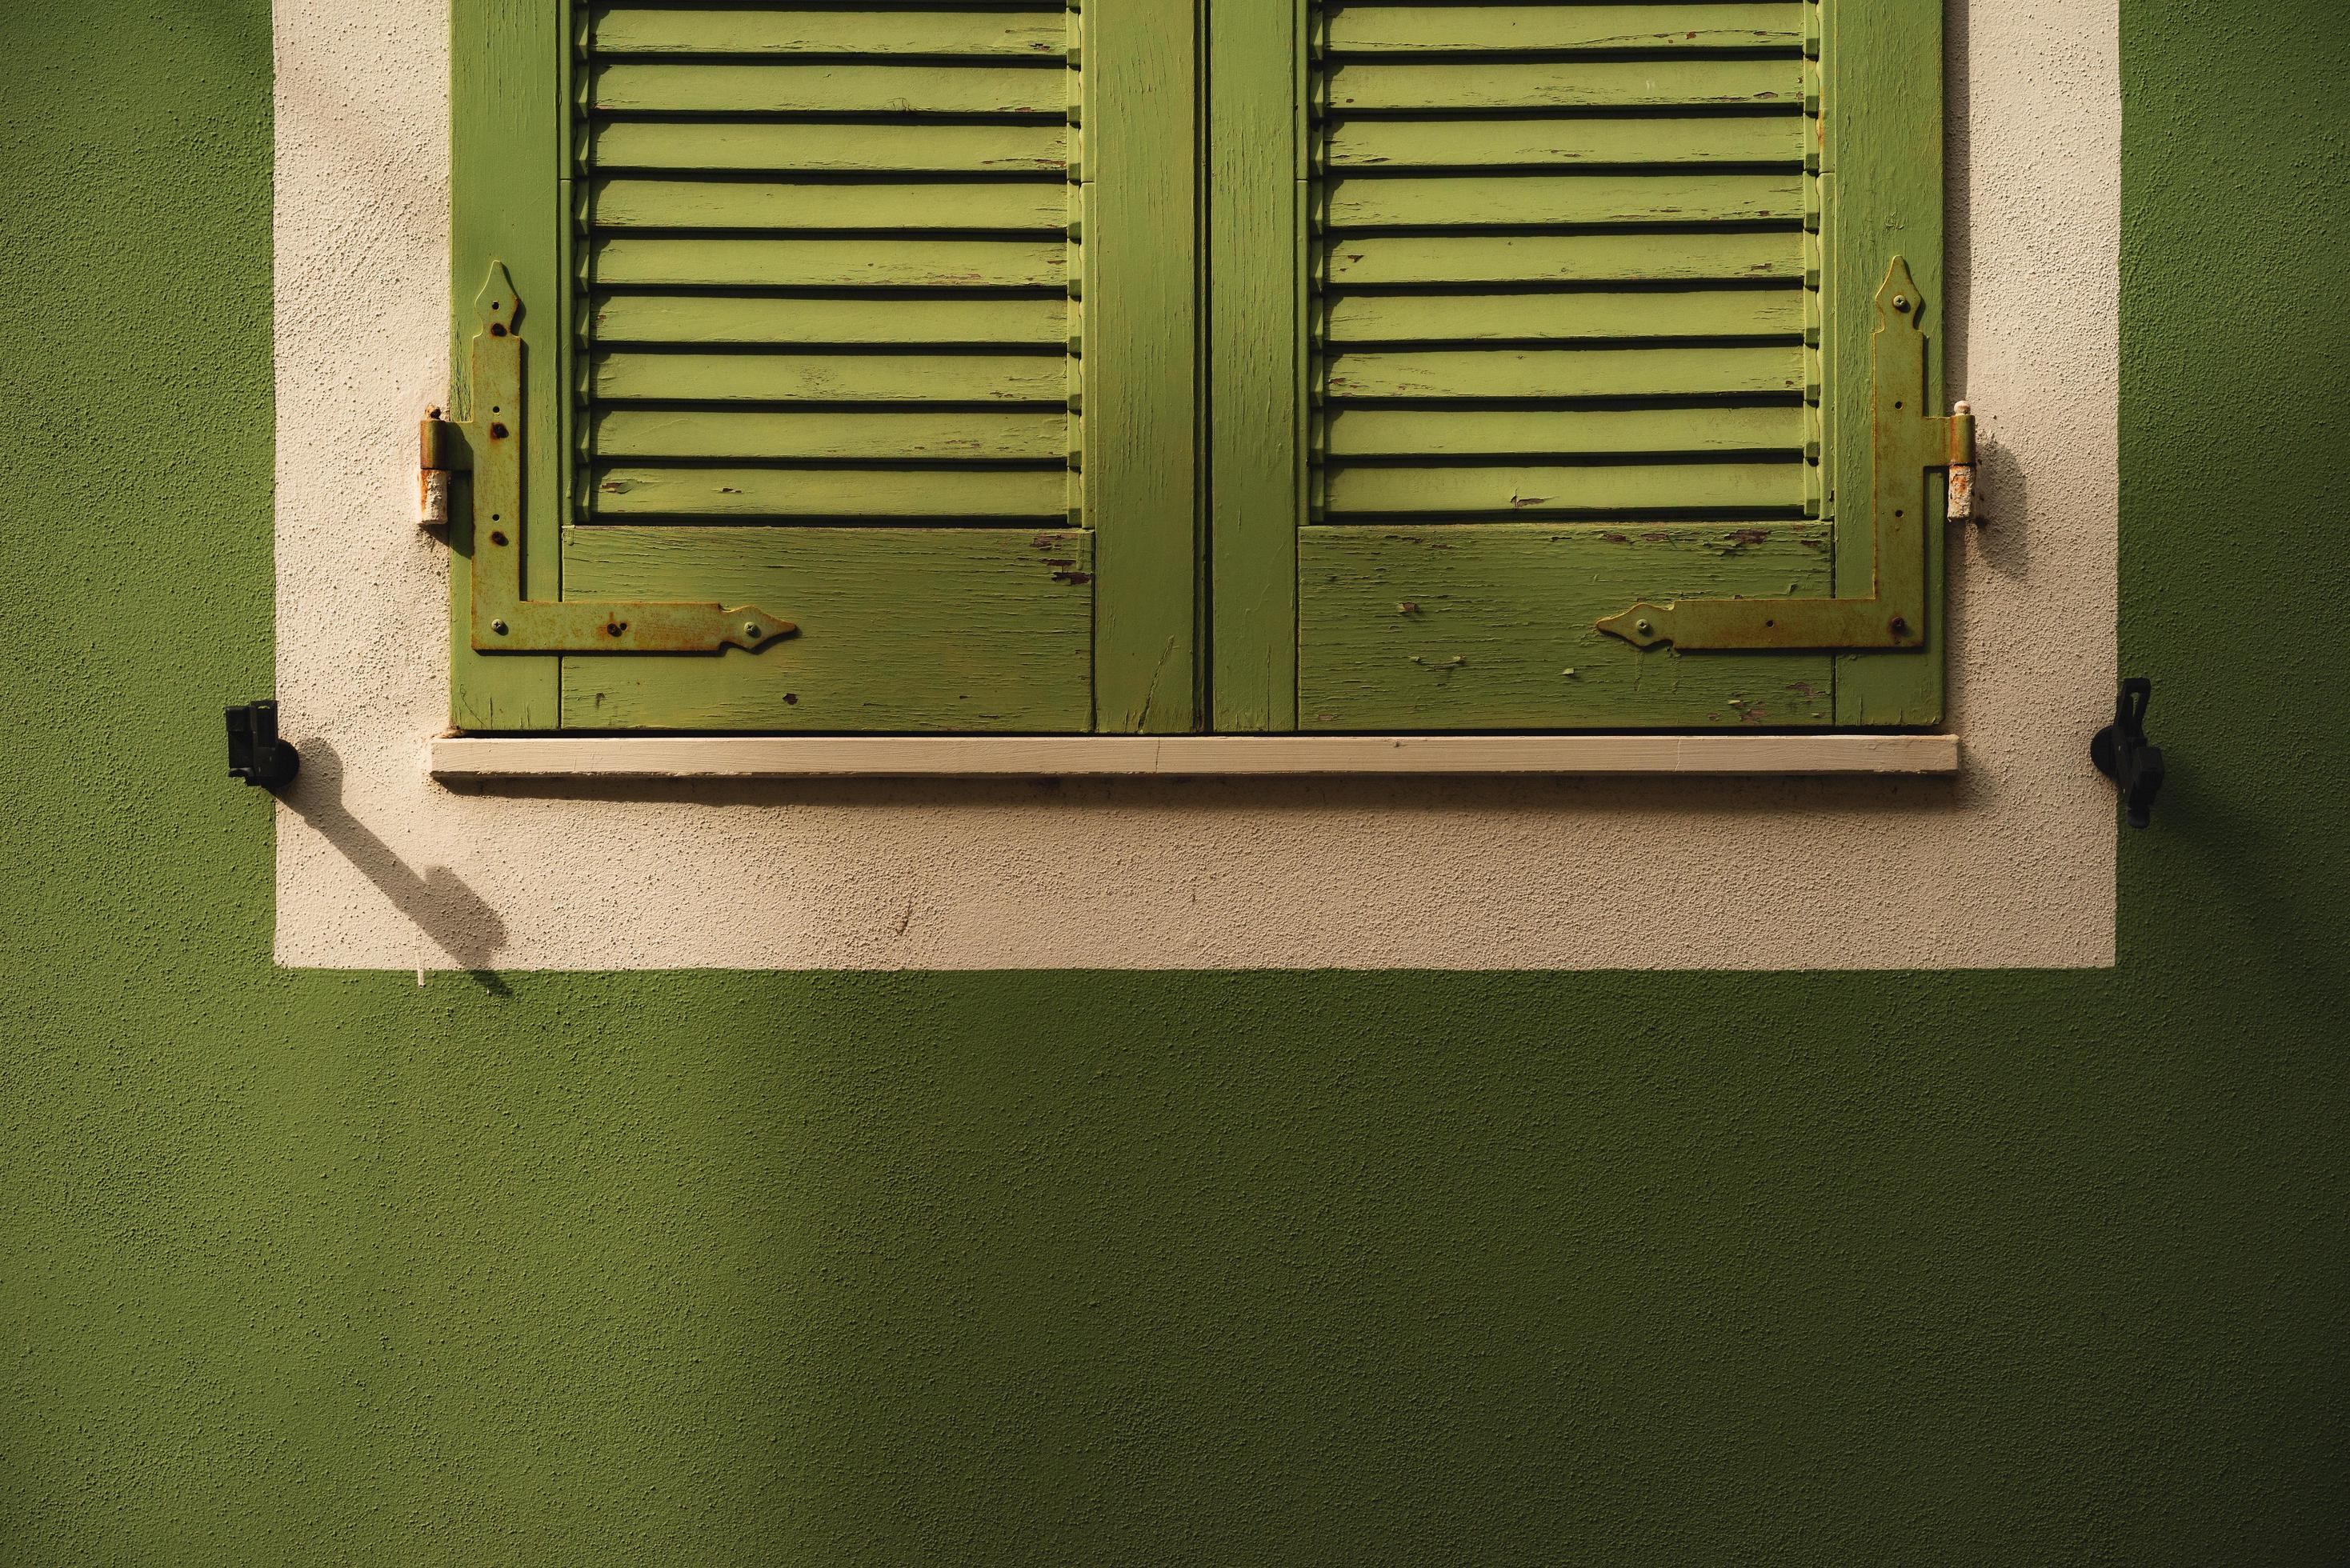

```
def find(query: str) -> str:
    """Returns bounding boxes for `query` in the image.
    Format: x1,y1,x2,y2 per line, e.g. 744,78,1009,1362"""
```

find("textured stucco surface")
272,0,2120,972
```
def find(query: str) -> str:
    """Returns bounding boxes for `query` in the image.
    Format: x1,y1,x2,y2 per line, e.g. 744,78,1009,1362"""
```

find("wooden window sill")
427,734,1960,780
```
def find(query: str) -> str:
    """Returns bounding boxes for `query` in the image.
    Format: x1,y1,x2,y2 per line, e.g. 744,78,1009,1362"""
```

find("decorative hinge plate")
1598,257,1975,651
453,263,794,654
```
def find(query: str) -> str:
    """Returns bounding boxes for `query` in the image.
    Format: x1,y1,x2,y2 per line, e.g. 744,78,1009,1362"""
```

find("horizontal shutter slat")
593,236,1067,288
1323,232,1803,286
1324,58,1804,112
1325,406,1804,458
594,350,1067,403
1325,115,1803,170
594,408,1070,461
590,119,1068,174
593,466,1068,518
593,8,1069,58
1323,289,1803,344
1324,172,1807,229
592,62,1067,117
1323,4,1806,54
591,178,1067,232
1327,346,1806,401
594,293,1069,347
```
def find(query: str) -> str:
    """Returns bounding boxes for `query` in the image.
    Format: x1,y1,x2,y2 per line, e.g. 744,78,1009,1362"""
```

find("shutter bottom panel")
1297,524,1835,731
561,527,1092,732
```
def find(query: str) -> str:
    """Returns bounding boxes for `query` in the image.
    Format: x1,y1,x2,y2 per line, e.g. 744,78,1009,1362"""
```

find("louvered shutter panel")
1282,0,1944,731
454,0,1199,734
564,4,1088,730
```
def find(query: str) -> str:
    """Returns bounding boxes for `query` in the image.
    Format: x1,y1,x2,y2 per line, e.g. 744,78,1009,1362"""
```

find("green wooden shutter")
1221,0,1945,733
450,0,1198,734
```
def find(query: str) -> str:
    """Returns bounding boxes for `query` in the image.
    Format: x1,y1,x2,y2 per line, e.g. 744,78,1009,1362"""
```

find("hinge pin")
1948,400,1981,525
419,410,466,530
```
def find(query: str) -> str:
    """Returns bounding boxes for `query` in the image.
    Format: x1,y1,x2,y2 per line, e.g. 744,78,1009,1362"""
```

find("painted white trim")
429,734,1963,780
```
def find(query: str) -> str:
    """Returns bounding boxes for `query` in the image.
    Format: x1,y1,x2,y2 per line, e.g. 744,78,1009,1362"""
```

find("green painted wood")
593,350,1067,404
1323,289,1806,345
1326,114,1803,170
1287,2,1850,730
1827,0,1945,726
590,178,1067,234
1297,523,1836,730
592,8,1069,58
540,4,1092,728
1324,172,1806,230
450,0,562,730
1324,406,1805,459
593,408,1069,462
1324,3,1804,54
561,526,1094,731
1208,0,1303,731
591,293,1068,348
1087,0,1199,732
1327,346,1806,401
1324,58,1804,113
588,119,1069,175
592,236,1067,289
1323,232,1803,287
1319,462,1806,517
591,62,1069,117
591,465,1068,518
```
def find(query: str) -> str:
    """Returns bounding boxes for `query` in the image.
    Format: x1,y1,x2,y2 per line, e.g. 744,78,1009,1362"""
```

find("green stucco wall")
4,2,2347,1561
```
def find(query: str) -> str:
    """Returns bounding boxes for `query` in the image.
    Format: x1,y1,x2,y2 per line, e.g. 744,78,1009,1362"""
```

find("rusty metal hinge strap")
453,263,795,655
1597,256,1961,653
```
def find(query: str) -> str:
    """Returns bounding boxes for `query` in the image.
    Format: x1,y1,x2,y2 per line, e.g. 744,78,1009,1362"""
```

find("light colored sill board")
428,734,1961,779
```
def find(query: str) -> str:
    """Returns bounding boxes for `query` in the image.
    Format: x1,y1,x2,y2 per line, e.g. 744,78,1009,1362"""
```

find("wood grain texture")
588,119,1069,174
1325,406,1805,459
1324,58,1804,112
1208,0,1304,730
592,8,1069,58
449,0,561,729
560,526,1094,731
591,293,1068,348
591,236,1067,290
1828,0,1947,726
1326,114,1804,170
589,178,1067,233
1324,172,1807,230
592,350,1067,404
1087,0,1199,732
1323,232,1804,287
591,62,1068,117
1319,462,1806,517
430,731,1962,778
1298,523,1836,730
1323,3,1806,55
592,408,1069,462
1327,346,1806,401
1323,288,1806,345
591,465,1067,518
